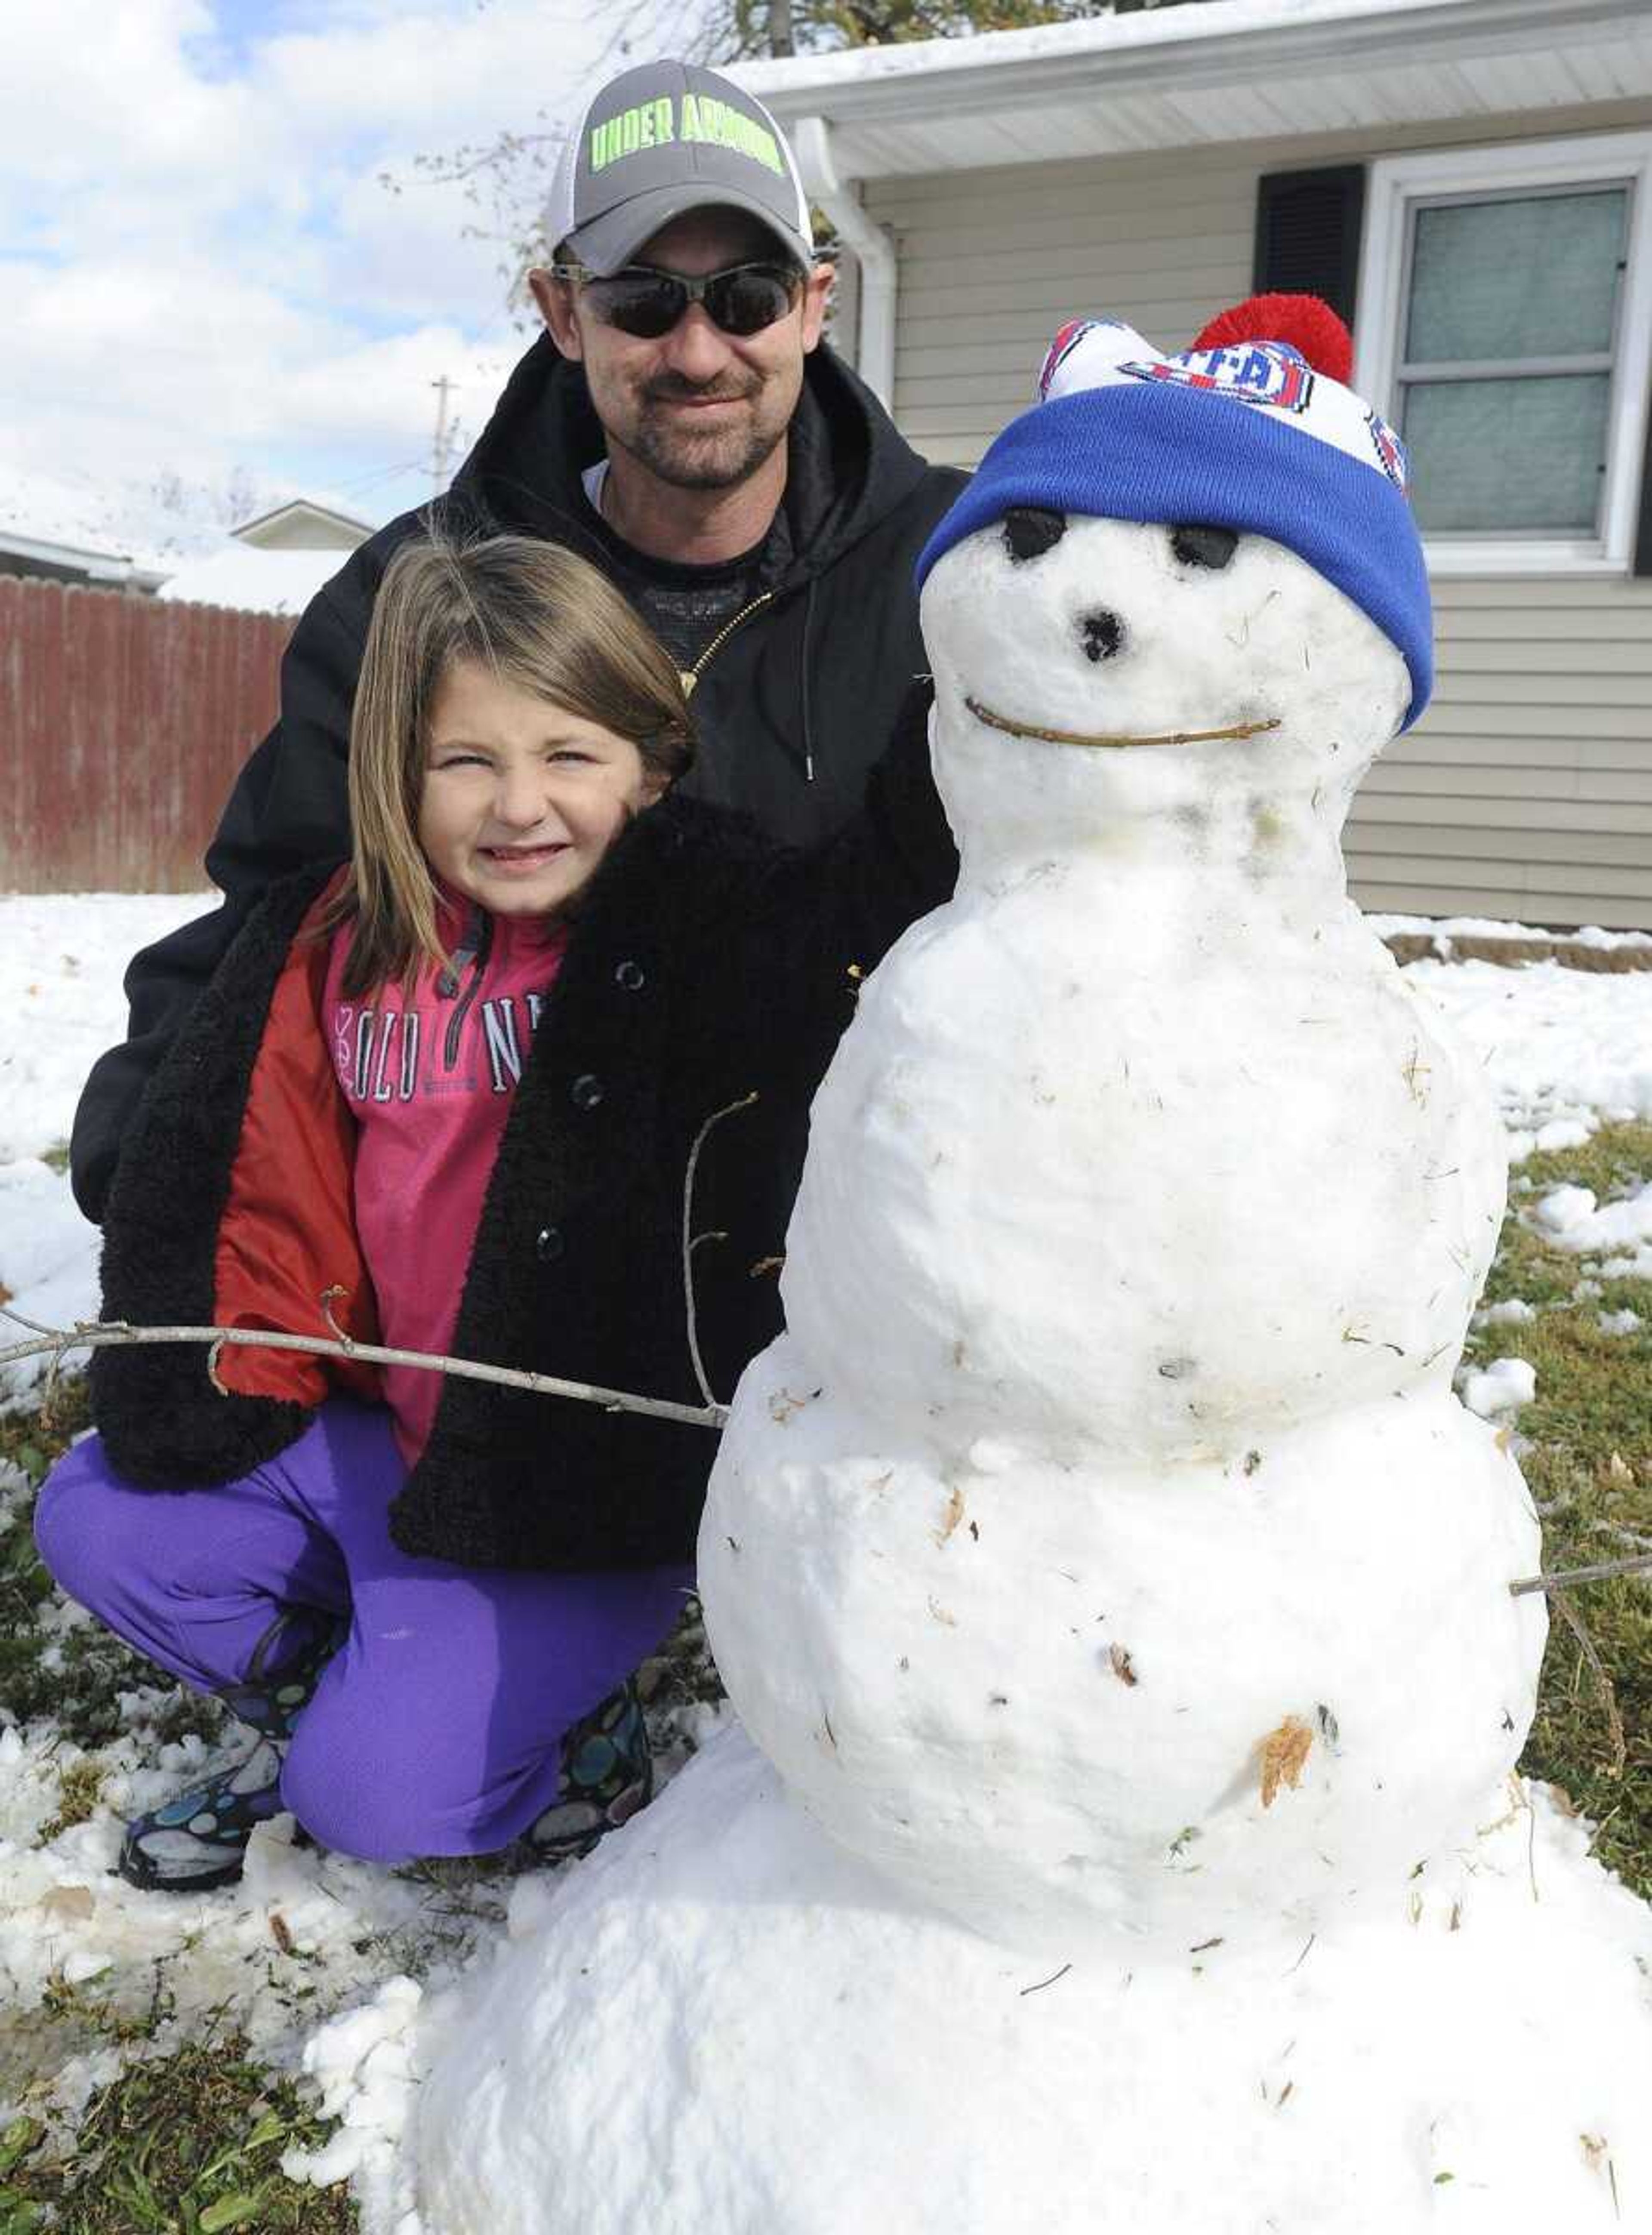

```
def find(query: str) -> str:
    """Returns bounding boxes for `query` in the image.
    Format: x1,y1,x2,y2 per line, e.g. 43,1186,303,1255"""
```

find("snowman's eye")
1003,507,1068,563
1171,524,1239,571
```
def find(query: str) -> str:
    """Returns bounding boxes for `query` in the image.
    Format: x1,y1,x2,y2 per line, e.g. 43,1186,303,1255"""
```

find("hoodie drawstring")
801,577,818,786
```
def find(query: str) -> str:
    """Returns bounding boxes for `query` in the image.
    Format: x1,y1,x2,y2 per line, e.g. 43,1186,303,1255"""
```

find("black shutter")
1634,391,1652,576
1253,166,1366,330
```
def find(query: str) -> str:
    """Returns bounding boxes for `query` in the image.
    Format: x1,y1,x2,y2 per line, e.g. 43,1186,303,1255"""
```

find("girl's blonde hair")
327,531,695,997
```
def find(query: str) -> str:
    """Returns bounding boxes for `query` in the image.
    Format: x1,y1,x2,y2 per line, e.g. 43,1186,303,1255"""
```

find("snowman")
414,299,1652,2235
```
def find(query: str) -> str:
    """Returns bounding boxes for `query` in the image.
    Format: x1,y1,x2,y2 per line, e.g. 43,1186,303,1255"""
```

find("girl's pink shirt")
323,900,570,1467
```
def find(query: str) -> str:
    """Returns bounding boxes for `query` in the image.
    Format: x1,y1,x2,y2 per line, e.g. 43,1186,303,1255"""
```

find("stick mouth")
965,697,1282,750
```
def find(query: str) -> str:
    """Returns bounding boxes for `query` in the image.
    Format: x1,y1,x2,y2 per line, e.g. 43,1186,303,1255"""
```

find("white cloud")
0,0,622,539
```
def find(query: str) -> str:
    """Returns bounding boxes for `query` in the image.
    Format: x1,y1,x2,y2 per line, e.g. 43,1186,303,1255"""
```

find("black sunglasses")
555,259,804,340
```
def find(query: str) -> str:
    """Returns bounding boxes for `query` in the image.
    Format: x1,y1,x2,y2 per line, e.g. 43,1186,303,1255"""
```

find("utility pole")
430,375,456,498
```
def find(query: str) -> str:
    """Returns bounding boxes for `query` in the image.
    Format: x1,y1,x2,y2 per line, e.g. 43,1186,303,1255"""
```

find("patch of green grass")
1468,1121,1652,1901
38,1143,71,1177
0,2036,355,2233
0,1379,220,1753
34,1758,107,1847
1516,1118,1652,1205
0,1374,93,1490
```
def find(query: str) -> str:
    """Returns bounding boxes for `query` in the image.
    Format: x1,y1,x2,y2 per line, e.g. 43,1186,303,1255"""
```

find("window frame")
1354,131,1652,576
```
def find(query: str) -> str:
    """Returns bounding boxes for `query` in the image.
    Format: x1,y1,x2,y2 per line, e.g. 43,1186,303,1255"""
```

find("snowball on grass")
1532,1181,1652,1281
1533,1116,1595,1154
1598,1308,1643,1336
1460,1357,1538,1419
1475,1299,1537,1328
1534,1184,1600,1239
1535,1180,1652,1254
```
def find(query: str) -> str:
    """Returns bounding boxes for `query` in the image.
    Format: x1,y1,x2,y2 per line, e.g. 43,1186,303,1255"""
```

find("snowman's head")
915,298,1430,873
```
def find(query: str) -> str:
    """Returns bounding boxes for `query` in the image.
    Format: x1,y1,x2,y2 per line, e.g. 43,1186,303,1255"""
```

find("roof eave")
736,0,1647,144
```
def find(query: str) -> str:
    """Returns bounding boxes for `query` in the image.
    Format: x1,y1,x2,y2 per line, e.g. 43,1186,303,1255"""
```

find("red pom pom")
1191,293,1353,384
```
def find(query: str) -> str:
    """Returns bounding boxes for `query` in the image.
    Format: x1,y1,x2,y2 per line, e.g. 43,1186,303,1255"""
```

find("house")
158,497,374,617
229,498,375,553
738,0,1652,929
0,527,167,593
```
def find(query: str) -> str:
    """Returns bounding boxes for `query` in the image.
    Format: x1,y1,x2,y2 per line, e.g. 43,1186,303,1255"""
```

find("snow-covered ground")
0,894,216,1400
1,891,1649,2230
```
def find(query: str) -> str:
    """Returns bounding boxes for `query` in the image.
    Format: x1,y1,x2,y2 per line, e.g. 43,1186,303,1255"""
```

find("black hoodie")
70,333,965,1221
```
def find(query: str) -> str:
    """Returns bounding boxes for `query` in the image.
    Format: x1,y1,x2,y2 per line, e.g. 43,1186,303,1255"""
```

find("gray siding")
865,102,1652,928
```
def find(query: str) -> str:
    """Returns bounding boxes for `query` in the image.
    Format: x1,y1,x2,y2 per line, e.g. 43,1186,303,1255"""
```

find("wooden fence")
0,578,294,891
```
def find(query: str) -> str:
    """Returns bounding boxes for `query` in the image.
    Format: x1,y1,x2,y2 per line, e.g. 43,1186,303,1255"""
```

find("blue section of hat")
916,382,1433,730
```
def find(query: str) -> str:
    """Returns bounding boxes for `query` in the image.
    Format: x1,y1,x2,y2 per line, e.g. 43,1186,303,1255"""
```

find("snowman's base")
415,1727,1652,2235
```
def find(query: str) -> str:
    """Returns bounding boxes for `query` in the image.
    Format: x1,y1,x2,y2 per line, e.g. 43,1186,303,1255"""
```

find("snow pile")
418,1728,1652,2235
1475,1298,1536,1327
1398,957,1652,1157
1460,1355,1538,1420
1533,1180,1652,1279
1371,911,1652,956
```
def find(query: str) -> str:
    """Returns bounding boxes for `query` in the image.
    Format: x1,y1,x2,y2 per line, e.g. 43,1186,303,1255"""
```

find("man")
71,56,965,1221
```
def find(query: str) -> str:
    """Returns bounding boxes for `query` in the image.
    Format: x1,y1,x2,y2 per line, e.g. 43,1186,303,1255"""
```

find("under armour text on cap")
548,59,814,277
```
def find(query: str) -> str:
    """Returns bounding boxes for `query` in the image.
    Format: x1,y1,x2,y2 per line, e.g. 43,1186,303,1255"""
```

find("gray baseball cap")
547,59,814,277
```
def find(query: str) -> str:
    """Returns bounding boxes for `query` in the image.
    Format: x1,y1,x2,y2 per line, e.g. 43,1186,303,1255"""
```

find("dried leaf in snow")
39,1884,95,1923
1258,1715,1313,1807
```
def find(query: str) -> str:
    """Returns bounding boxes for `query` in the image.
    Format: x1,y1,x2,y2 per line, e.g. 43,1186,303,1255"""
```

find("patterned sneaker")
117,1611,342,1894
117,1736,291,1893
526,1679,654,1863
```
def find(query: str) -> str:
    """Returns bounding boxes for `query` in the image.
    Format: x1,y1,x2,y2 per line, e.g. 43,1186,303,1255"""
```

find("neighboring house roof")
735,0,1652,173
156,544,346,616
0,527,168,592
232,498,375,551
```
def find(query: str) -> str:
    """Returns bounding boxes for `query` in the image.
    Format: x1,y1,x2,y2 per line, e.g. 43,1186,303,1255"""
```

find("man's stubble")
606,369,798,494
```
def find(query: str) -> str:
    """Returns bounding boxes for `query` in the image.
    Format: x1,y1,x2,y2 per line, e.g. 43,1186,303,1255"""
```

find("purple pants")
34,1398,691,1863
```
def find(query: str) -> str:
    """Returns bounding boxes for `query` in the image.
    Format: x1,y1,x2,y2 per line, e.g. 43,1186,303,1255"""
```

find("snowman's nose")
1079,607,1126,663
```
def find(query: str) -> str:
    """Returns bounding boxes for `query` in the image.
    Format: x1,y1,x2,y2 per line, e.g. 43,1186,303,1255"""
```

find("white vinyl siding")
1350,573,1652,927
864,101,1652,928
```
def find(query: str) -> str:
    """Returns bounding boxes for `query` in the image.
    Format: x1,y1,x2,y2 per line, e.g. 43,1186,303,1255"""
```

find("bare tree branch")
0,1307,726,1431
1510,1553,1652,1597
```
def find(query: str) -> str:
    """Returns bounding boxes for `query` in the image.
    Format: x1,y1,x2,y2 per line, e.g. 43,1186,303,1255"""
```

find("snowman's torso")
786,862,1505,1466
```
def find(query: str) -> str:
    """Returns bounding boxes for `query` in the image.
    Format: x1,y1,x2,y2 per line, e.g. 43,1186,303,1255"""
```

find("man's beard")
616,374,789,491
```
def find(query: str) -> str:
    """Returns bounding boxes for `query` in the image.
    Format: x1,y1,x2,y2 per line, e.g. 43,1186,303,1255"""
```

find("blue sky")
0,0,627,555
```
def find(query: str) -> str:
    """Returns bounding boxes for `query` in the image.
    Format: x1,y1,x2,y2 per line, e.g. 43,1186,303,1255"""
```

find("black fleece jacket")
71,335,965,1222
89,691,955,1572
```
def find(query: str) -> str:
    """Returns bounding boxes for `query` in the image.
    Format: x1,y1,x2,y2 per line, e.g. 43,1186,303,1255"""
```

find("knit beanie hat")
915,294,1432,729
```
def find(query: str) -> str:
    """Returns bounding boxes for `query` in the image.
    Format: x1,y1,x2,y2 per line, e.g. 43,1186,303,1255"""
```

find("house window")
1357,133,1652,573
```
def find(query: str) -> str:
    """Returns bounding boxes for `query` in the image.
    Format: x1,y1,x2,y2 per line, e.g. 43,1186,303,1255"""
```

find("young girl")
34,533,952,1893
